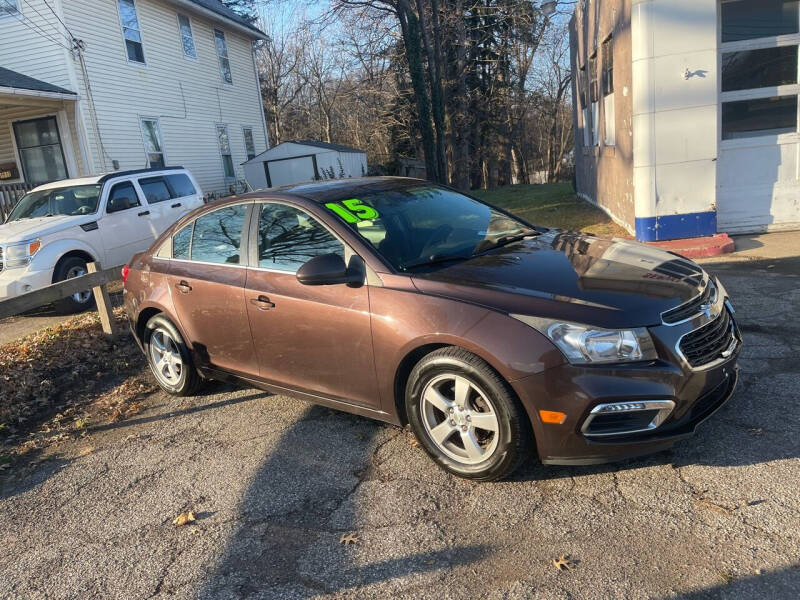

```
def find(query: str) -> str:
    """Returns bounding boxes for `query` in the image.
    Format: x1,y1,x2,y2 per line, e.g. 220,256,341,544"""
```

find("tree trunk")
397,0,439,182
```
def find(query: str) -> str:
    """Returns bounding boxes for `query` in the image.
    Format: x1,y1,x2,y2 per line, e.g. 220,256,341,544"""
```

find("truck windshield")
6,184,102,222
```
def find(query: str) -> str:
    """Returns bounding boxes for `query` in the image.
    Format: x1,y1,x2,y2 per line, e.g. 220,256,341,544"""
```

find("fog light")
581,400,675,437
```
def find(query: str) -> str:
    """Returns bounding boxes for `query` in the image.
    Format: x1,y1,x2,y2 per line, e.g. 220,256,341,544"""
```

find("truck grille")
662,281,716,324
679,309,735,368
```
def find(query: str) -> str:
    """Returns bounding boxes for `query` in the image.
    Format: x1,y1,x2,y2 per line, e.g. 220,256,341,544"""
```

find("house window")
589,54,599,146
720,1,800,140
177,14,196,58
721,0,798,43
140,118,165,167
214,29,233,84
243,127,256,160
217,124,235,178
12,116,68,185
602,35,615,146
0,0,20,17
118,0,145,64
577,65,591,148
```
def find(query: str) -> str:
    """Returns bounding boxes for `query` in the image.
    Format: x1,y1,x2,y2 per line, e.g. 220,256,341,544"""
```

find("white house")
0,0,269,200
242,140,368,189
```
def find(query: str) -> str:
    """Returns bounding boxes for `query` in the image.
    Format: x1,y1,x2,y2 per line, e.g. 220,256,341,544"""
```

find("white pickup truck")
0,167,204,312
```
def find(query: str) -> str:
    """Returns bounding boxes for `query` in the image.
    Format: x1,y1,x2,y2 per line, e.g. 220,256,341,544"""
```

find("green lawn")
473,183,631,239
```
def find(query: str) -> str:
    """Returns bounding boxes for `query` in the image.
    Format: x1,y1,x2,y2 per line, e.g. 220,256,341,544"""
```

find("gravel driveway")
1,256,798,599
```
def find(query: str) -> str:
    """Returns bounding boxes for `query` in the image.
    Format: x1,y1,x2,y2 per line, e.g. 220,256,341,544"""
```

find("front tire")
52,256,96,314
144,314,201,396
405,347,533,481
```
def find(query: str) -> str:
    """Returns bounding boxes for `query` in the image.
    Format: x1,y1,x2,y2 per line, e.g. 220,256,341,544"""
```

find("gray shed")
242,140,368,189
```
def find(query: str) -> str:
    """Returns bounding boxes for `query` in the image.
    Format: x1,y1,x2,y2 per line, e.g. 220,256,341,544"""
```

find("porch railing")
0,182,32,221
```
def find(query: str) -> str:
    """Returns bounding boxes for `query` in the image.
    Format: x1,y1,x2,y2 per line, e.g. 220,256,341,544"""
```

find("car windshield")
322,185,536,271
6,184,102,222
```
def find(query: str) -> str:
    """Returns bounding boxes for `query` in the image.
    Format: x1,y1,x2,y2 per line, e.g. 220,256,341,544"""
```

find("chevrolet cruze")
122,178,741,481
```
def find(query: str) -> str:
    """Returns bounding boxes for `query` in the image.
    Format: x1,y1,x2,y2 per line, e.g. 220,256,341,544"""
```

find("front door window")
13,116,68,185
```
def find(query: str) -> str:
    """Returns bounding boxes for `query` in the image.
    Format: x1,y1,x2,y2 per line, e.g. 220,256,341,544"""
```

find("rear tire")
52,256,96,314
144,314,201,396
405,347,533,481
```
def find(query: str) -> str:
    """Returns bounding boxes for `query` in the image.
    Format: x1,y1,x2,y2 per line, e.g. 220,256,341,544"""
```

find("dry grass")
473,183,631,239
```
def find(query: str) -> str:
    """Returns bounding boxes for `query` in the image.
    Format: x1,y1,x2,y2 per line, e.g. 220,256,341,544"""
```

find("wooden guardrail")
0,262,123,336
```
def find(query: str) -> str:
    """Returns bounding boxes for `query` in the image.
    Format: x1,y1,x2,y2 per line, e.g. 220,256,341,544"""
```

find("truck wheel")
52,256,96,314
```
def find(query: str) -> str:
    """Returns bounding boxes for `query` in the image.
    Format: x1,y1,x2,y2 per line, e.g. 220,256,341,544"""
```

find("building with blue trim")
570,0,800,242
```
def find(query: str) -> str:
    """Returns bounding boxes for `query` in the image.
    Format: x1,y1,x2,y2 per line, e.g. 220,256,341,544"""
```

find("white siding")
243,143,368,189
62,0,267,194
0,0,73,91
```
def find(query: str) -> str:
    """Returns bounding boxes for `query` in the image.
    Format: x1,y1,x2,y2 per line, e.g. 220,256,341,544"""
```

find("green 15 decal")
325,199,379,223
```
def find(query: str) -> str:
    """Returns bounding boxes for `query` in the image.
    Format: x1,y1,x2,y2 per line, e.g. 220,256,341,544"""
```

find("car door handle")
138,210,150,217
171,202,182,208
250,295,275,310
175,280,192,293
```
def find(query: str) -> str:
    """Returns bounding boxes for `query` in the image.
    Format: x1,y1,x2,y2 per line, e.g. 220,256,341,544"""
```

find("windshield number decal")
325,199,379,223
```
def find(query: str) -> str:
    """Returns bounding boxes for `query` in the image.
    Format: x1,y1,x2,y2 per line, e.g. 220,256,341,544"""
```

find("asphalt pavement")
0,253,798,599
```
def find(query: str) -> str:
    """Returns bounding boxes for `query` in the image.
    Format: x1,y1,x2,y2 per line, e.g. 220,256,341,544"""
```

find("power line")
20,0,70,45
0,1,71,51
40,0,77,43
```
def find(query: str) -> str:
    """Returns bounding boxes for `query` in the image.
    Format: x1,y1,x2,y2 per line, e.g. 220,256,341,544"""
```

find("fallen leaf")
552,554,576,571
173,510,196,526
76,446,94,457
339,532,359,546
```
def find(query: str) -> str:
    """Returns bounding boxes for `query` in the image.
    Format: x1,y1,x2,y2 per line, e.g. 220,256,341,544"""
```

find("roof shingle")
0,67,76,95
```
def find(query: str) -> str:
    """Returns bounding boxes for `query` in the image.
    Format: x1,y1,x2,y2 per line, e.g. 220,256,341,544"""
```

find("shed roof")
244,140,366,164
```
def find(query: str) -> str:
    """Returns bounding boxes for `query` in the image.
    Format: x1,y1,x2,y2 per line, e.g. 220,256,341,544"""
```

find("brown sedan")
122,177,740,481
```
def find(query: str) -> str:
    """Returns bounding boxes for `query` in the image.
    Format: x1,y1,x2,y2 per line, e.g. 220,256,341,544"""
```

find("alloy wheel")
149,328,184,386
65,265,92,304
420,373,500,465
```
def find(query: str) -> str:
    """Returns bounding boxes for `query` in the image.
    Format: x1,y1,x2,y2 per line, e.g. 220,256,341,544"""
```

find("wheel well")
393,343,449,426
136,308,162,344
52,250,96,283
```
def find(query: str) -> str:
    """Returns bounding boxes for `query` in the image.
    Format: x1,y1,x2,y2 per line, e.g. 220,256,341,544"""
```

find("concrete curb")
646,233,735,259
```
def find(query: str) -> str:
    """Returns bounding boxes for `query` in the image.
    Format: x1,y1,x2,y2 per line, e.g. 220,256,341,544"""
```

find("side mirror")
107,196,132,213
296,253,365,287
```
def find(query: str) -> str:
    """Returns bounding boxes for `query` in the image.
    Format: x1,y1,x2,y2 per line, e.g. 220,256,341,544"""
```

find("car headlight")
511,314,658,365
3,239,42,269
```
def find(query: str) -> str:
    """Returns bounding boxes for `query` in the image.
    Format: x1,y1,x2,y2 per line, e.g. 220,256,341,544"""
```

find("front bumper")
512,281,741,465
0,265,55,301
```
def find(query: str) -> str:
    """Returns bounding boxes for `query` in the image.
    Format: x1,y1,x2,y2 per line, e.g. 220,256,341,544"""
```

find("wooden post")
86,262,116,337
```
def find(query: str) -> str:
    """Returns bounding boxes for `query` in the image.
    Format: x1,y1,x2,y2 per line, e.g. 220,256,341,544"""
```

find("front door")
12,116,68,186
166,203,258,378
244,201,379,407
100,180,155,266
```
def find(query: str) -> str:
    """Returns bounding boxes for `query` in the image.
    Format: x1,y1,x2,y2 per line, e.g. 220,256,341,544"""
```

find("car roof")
250,176,432,203
30,167,188,192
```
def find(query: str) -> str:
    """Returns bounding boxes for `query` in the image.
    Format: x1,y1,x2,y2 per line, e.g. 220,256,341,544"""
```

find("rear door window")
138,177,172,203
190,205,247,264
166,173,196,198
173,223,193,259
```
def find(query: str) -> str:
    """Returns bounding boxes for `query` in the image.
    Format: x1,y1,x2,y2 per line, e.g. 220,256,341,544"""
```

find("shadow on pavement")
197,404,489,598
657,563,800,599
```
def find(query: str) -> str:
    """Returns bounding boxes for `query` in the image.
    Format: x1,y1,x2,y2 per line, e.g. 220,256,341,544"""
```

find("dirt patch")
0,309,154,460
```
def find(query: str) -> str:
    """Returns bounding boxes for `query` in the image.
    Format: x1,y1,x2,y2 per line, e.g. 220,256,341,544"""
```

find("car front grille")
662,281,716,324
0,246,3,273
679,309,735,368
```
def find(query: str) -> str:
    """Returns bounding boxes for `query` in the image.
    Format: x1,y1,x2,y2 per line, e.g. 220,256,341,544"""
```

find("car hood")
0,214,97,244
411,231,707,329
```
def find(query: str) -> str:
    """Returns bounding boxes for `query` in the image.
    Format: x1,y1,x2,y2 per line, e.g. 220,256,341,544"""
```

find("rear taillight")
121,264,130,284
